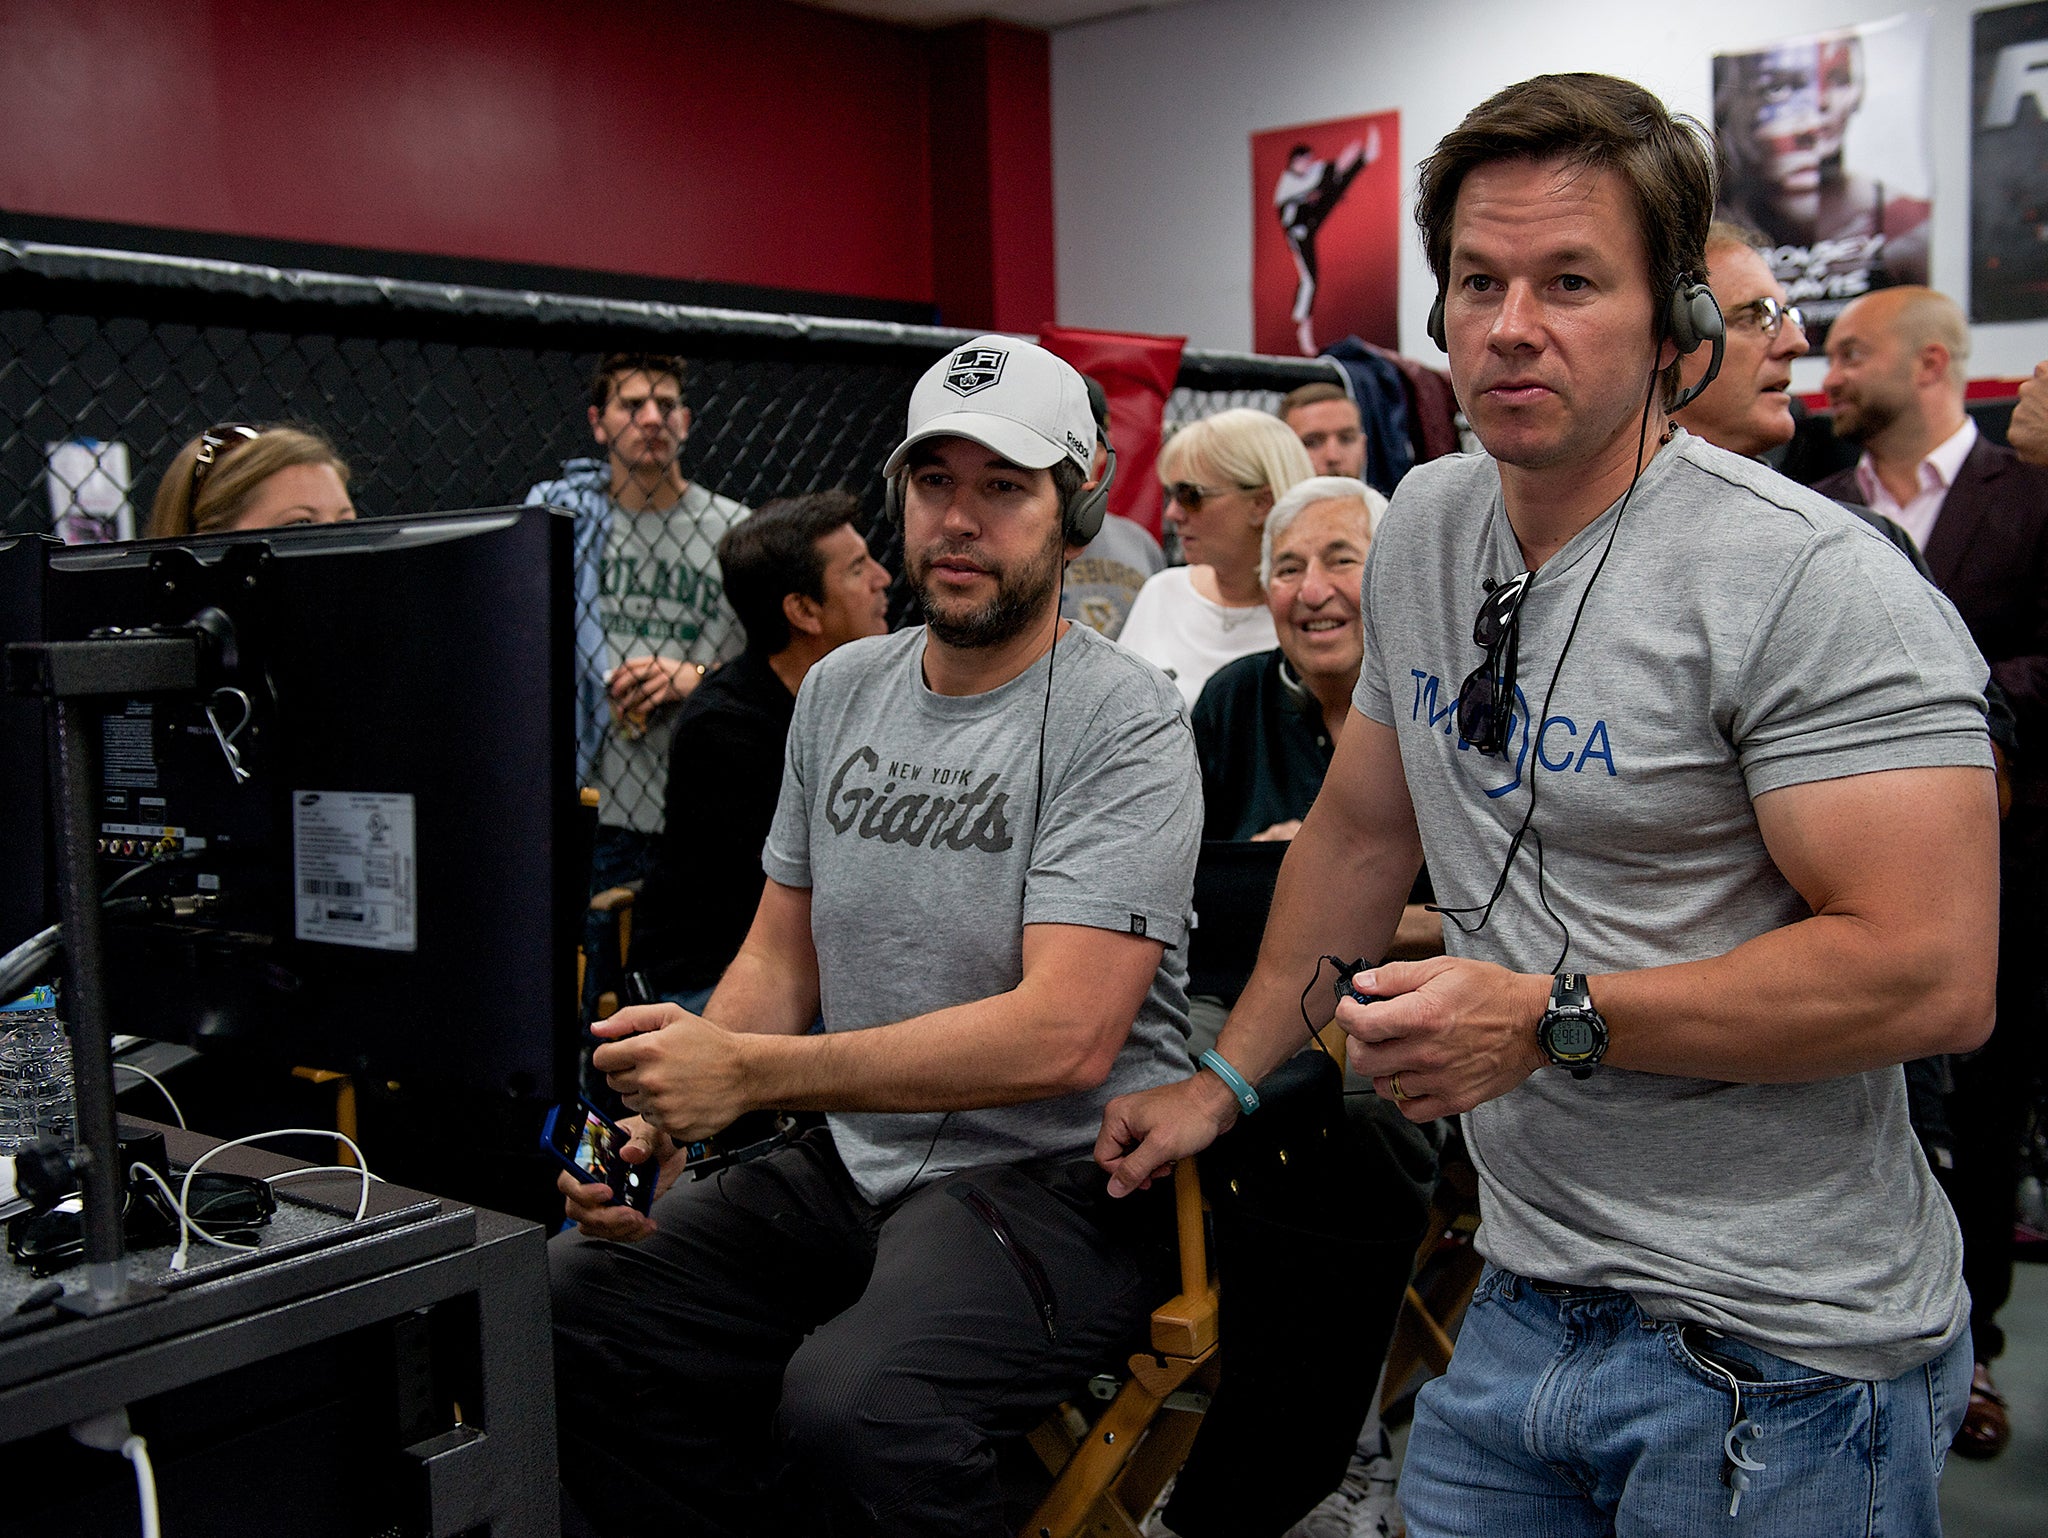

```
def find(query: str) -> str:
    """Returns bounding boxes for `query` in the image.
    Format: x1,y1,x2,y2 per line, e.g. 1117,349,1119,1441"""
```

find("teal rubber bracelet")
1198,1049,1260,1115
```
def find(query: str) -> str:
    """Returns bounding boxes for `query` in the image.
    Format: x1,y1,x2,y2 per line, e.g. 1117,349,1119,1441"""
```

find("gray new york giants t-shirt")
763,622,1200,1202
1354,430,1990,1381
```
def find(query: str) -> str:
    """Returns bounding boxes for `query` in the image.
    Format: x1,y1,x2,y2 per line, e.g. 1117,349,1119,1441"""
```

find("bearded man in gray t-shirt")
549,336,1200,1538
1099,76,1999,1538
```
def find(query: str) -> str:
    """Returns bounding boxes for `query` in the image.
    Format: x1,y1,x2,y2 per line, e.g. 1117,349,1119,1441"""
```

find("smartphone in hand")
540,1098,659,1213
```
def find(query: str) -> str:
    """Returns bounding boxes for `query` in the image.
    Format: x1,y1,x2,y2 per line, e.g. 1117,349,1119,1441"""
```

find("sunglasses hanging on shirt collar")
1455,571,1533,755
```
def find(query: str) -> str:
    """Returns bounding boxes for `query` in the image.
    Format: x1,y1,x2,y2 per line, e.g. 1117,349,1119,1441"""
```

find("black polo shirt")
1191,648,1334,842
633,648,797,995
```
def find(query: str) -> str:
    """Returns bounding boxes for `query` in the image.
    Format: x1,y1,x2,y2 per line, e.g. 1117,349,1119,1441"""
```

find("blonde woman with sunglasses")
1118,408,1314,705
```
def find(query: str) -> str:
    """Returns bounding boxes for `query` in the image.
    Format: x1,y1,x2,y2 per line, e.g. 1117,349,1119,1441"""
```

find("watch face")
1547,1016,1597,1059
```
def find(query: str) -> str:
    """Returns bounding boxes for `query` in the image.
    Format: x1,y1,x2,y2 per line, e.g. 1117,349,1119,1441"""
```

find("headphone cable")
1432,363,1662,971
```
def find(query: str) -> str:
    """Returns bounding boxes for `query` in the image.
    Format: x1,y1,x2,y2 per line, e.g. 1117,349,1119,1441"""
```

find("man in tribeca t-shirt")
1099,75,1996,1537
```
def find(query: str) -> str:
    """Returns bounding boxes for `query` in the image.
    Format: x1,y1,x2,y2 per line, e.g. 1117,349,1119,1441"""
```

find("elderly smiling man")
1192,474,1385,842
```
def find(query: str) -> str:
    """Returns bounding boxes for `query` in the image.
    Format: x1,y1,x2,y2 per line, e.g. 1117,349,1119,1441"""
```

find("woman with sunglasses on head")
1118,407,1314,706
148,423,357,539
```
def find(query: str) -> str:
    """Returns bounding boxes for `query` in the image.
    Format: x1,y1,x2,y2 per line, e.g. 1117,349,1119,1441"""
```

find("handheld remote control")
1332,957,1385,1008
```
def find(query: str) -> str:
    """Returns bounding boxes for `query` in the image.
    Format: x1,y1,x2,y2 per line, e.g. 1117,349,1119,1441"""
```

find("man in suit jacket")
1815,285,2048,1461
2012,360,2048,468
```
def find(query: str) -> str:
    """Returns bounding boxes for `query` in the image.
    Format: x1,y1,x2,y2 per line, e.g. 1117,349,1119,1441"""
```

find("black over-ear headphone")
1063,454,1112,544
1426,290,1450,354
1426,278,1725,409
1066,376,1117,545
1663,280,1724,411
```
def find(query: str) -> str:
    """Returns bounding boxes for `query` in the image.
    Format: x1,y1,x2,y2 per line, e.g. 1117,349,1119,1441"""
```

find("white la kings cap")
882,336,1095,479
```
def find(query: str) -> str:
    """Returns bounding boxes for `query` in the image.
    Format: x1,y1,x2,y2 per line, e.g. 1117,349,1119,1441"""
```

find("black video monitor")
35,506,581,1104
0,535,56,963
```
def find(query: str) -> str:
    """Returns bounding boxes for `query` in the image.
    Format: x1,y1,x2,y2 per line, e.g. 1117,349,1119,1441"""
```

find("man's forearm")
1338,766,2000,1116
1604,764,2001,1080
734,993,1093,1115
721,925,1163,1116
703,945,817,1038
1488,765,1996,1086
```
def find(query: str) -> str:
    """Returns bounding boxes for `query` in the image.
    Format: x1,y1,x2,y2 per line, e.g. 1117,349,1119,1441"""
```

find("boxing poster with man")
1251,109,1399,357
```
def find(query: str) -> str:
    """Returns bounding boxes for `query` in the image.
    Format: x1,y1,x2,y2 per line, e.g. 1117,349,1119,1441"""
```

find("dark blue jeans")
589,825,658,892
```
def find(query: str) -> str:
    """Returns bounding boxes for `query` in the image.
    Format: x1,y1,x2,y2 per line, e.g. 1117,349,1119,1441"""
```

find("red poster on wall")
1252,110,1400,357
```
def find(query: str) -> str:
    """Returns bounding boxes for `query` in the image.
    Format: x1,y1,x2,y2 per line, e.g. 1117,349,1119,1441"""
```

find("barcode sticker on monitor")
292,791,417,952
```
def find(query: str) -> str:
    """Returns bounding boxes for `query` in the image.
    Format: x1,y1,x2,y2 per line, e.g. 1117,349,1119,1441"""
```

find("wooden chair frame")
1021,1157,1218,1538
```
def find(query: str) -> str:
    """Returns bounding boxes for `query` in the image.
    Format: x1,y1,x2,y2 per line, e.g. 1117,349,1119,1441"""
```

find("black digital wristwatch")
1536,972,1609,1079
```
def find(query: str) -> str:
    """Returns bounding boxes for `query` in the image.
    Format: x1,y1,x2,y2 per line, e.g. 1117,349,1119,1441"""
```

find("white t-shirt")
1116,566,1277,707
596,483,751,833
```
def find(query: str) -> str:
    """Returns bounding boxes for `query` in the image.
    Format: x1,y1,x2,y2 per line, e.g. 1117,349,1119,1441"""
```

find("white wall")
1051,0,2046,390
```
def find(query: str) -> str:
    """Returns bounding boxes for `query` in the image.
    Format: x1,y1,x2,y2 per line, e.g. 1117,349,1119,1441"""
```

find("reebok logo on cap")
944,347,1008,397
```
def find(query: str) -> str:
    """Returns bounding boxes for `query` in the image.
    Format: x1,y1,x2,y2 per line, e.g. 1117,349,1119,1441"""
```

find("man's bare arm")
1096,711,1422,1194
1342,765,1999,1117
596,916,1165,1141
588,878,823,1059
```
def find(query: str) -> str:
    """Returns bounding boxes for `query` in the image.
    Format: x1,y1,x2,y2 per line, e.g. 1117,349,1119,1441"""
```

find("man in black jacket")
630,490,890,1005
1814,284,2048,1460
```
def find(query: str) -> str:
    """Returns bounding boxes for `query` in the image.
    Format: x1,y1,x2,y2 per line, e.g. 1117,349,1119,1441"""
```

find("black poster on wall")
1973,1,2048,321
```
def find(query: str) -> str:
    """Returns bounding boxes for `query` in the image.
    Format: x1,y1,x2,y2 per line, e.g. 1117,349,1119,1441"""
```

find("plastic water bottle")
0,986,74,1154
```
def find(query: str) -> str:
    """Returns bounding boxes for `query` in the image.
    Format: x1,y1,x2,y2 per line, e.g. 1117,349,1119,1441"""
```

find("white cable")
172,1129,376,1270
70,1411,162,1538
111,1062,186,1128
121,1434,162,1538
132,1162,258,1271
265,1164,379,1220
133,1130,377,1272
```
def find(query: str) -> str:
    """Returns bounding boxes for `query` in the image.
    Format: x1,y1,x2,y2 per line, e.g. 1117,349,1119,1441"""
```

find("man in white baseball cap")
551,334,1204,1536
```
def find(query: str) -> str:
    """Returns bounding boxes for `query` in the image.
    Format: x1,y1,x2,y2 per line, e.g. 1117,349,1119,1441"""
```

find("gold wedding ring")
1390,1073,1412,1102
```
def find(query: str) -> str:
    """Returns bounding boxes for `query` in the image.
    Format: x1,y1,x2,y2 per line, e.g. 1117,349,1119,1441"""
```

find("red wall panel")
981,23,1055,333
925,21,1054,333
0,0,937,303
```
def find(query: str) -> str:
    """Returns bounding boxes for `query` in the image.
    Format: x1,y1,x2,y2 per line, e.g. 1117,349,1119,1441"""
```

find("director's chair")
1022,1155,1218,1538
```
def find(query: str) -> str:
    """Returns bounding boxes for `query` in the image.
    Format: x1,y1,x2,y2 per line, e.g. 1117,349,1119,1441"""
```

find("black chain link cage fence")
0,239,1336,845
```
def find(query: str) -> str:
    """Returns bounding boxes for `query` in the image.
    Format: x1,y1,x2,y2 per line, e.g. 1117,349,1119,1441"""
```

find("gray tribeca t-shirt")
763,622,1200,1203
1354,430,1990,1381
